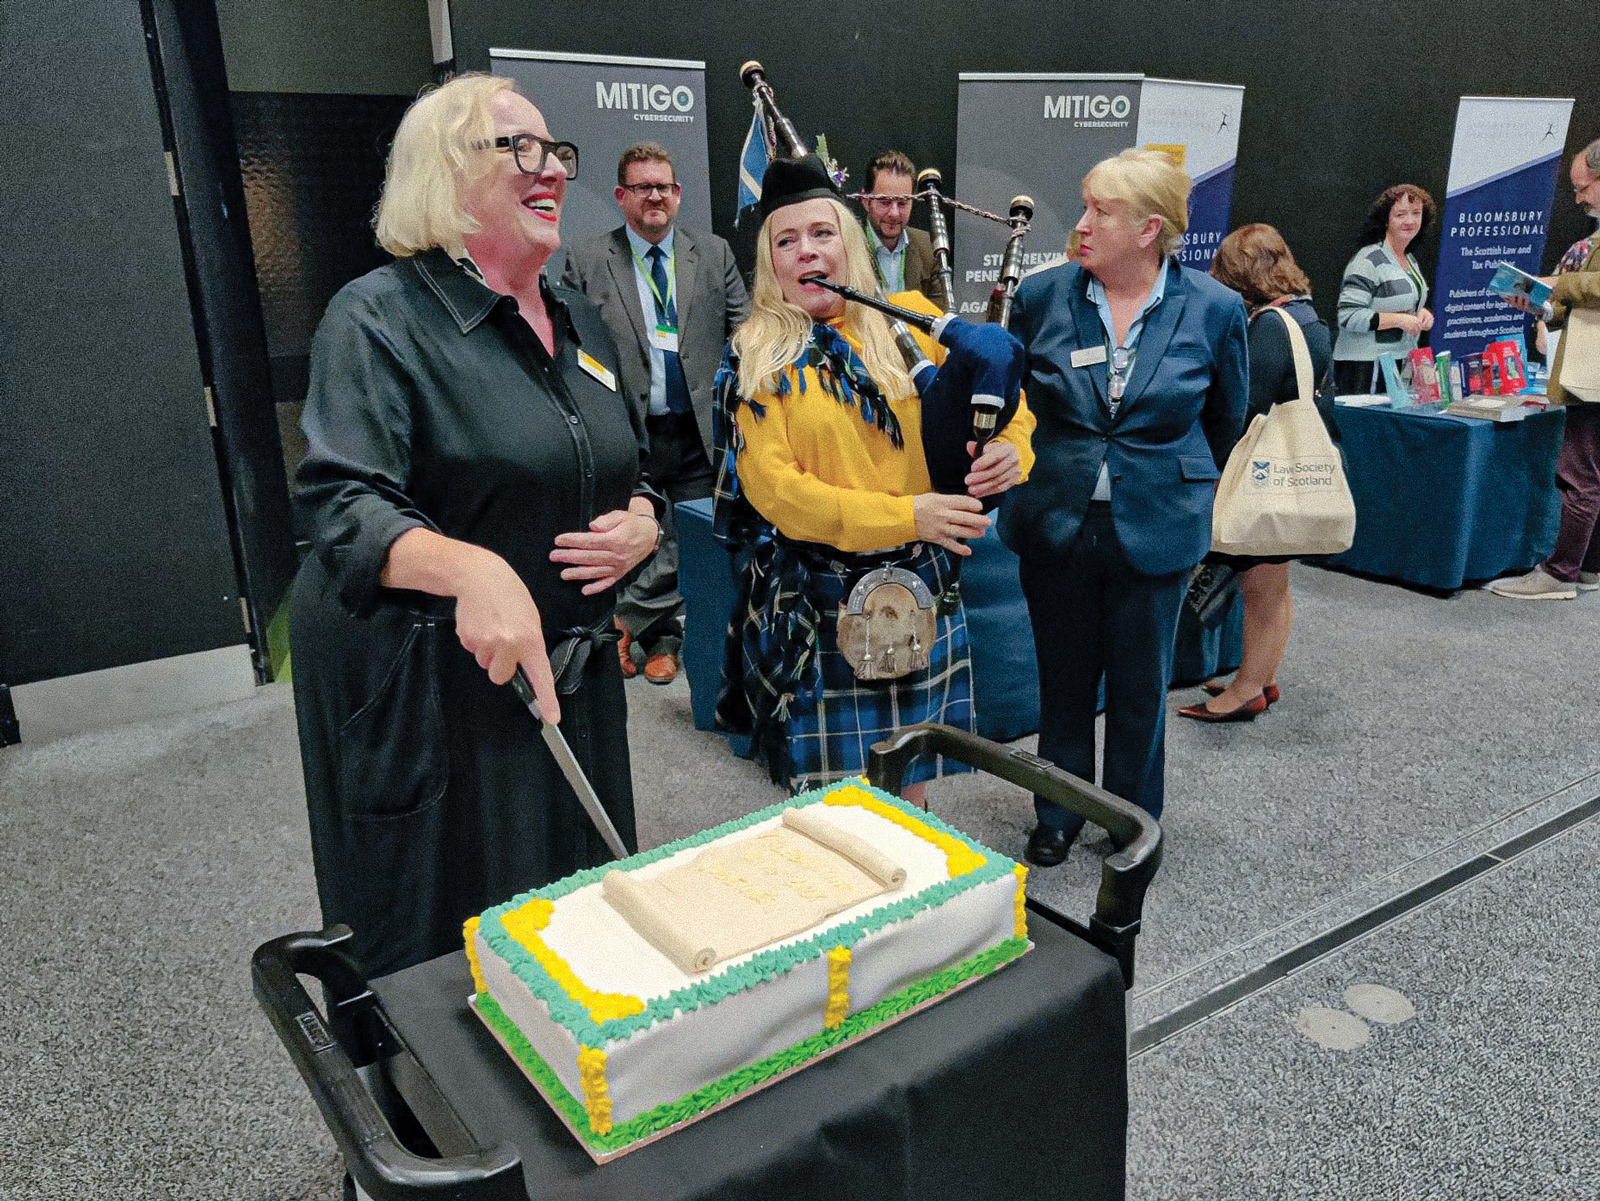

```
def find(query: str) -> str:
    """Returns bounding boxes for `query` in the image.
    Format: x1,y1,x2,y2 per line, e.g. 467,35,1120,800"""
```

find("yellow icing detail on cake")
824,945,852,1030
500,897,555,939
577,1046,613,1135
463,916,488,996
500,897,645,1023
823,785,986,877
1012,864,1029,939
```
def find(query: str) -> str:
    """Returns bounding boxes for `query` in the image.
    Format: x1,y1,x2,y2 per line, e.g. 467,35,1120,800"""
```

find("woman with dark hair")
1332,184,1436,395
1181,224,1337,722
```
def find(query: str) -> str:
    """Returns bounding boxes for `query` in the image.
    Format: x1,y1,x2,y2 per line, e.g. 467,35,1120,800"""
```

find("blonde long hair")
373,73,514,257
732,198,913,401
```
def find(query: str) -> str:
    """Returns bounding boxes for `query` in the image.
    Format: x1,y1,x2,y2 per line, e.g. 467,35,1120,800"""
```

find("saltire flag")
736,109,768,224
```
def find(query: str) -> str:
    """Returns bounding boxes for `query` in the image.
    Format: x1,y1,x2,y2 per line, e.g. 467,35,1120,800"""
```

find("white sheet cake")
466,779,1030,1161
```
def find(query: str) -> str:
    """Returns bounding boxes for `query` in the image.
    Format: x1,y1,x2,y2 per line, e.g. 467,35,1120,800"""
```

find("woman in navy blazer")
998,149,1249,866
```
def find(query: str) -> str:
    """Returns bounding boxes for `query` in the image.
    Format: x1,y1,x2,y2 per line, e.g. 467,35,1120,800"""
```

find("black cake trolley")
253,724,1161,1201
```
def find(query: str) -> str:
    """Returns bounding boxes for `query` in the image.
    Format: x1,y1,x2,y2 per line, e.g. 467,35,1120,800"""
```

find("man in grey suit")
860,150,938,299
560,143,750,683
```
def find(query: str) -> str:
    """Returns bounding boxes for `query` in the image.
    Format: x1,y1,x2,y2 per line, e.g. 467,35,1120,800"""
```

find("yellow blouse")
734,292,1035,552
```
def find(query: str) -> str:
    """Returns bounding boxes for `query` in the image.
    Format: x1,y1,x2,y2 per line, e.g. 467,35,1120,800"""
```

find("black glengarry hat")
759,154,842,219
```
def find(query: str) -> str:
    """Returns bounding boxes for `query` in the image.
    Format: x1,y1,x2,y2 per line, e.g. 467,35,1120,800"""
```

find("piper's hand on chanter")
913,492,991,556
452,546,560,722
964,439,1022,498
550,506,660,596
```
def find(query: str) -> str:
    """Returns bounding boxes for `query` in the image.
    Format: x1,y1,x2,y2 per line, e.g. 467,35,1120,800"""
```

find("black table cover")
372,911,1127,1201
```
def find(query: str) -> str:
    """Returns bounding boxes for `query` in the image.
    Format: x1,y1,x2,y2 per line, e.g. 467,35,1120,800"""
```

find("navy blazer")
998,259,1249,577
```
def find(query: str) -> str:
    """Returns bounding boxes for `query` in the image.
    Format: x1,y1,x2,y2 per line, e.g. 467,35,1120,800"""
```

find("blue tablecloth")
675,498,1241,743
1324,403,1565,591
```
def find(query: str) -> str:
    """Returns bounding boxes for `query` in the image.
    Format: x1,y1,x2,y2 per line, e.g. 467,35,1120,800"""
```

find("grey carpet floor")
1126,812,1600,1200
1,565,1595,1198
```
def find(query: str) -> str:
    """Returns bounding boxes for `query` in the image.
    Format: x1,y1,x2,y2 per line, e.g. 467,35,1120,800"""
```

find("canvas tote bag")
1557,306,1600,403
1211,306,1356,557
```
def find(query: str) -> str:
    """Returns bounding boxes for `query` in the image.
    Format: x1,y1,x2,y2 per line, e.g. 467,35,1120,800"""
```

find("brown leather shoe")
1177,693,1268,723
1204,680,1280,705
643,651,678,685
614,618,638,679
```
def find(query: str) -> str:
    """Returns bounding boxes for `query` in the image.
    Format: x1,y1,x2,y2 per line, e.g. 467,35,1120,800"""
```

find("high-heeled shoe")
1203,681,1279,705
1178,692,1269,723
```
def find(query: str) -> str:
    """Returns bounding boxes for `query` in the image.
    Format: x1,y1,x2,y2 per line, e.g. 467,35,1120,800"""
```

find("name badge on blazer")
1070,345,1108,368
576,349,617,391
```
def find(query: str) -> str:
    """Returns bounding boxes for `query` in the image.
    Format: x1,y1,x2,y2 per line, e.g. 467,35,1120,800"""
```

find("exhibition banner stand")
953,73,1243,311
1135,78,1245,272
488,49,711,279
953,73,1141,314
1431,95,1573,361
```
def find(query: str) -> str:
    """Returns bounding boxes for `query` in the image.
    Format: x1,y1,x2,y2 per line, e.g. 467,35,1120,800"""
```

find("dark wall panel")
149,0,298,653
232,91,410,403
448,0,1599,317
0,2,243,684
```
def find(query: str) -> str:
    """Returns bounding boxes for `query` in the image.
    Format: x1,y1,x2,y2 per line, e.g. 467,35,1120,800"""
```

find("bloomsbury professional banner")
489,48,711,280
1431,95,1573,360
1135,78,1245,272
953,74,1142,314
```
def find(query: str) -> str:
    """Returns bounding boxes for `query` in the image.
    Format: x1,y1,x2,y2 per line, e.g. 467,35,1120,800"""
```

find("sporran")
836,566,937,681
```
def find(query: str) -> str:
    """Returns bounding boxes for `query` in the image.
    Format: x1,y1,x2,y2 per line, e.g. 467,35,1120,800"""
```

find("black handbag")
1185,561,1241,628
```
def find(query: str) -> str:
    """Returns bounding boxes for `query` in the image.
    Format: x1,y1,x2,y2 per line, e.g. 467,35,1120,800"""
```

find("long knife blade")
511,668,629,861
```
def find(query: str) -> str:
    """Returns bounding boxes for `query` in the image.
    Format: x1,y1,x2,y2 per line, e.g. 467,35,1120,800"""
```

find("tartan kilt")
783,543,975,793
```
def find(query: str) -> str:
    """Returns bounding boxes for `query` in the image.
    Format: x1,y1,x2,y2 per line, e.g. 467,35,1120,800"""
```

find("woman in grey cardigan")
1331,184,1436,394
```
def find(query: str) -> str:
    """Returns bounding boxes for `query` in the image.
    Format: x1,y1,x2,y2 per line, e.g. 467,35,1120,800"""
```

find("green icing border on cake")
476,780,1022,1049
478,934,1030,1155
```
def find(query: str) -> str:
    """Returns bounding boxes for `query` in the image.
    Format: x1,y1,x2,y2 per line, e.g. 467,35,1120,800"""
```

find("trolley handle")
867,723,1162,988
251,927,525,1201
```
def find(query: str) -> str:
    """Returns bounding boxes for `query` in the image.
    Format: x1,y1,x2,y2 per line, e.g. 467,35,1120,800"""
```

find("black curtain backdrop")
448,0,1599,322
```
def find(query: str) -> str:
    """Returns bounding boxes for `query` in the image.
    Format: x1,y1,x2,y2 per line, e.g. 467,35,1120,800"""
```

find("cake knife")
511,667,629,861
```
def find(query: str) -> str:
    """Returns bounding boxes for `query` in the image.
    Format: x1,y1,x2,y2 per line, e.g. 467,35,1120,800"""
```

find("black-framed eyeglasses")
477,133,579,179
618,181,680,199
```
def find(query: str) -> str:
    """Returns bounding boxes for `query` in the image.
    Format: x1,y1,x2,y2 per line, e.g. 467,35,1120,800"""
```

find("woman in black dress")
288,75,661,976
1181,224,1338,722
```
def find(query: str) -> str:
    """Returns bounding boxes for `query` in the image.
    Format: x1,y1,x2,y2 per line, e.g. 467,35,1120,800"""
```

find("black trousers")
615,411,714,655
1018,504,1187,839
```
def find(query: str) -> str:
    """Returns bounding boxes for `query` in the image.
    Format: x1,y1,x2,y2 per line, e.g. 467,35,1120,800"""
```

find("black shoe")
1025,824,1071,867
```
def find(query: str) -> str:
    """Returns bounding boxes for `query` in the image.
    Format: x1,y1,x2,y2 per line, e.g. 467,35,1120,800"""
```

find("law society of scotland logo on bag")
1251,459,1272,485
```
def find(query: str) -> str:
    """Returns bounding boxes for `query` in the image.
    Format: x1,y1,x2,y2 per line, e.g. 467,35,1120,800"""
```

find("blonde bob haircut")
374,73,517,257
732,196,913,402
1082,148,1192,259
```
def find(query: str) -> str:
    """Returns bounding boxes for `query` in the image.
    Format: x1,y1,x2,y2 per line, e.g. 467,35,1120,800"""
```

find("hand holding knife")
510,667,630,861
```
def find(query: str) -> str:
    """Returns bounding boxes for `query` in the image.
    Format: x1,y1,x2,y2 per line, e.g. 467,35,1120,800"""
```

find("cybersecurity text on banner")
953,74,1244,313
488,49,712,282
953,74,1141,315
1431,95,1574,361
1135,78,1245,272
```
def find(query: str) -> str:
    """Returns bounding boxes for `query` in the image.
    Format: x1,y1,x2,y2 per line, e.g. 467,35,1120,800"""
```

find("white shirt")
625,225,676,417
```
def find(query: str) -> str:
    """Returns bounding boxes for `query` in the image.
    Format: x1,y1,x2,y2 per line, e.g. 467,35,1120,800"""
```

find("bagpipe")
739,62,1030,506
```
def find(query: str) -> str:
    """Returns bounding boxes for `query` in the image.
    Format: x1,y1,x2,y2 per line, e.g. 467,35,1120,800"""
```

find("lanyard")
629,244,675,317
1404,259,1424,302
